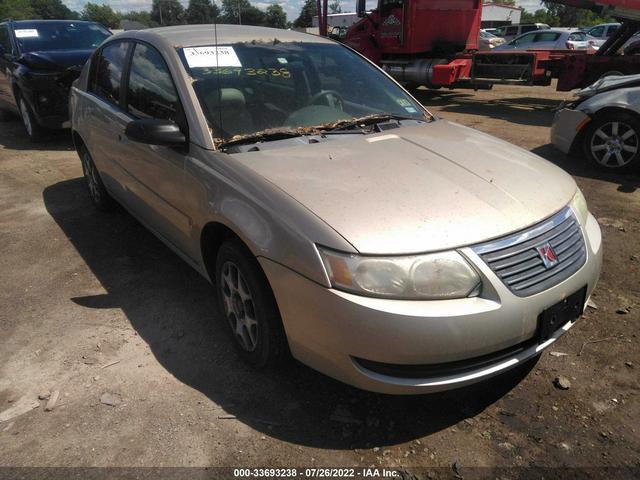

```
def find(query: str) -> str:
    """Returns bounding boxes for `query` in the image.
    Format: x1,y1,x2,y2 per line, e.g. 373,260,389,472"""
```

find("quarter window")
126,43,180,121
535,32,560,42
92,41,130,105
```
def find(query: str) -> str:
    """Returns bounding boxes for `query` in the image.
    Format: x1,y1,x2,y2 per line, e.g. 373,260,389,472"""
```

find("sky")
62,0,546,26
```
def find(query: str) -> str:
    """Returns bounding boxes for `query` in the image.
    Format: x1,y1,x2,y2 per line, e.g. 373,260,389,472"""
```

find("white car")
584,22,621,48
551,74,640,171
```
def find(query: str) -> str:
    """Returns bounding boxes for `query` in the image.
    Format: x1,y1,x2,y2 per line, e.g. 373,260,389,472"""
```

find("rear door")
85,40,134,200
0,23,17,113
120,41,191,254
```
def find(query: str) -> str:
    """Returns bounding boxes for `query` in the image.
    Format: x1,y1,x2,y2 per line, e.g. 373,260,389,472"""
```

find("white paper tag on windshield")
14,29,39,38
183,46,241,68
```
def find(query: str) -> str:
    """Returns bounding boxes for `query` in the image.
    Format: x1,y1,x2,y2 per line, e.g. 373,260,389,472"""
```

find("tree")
221,0,265,26
329,0,341,14
293,0,317,28
152,0,185,26
30,0,75,19
121,11,159,28
0,0,34,19
186,0,220,24
265,4,287,29
82,2,120,28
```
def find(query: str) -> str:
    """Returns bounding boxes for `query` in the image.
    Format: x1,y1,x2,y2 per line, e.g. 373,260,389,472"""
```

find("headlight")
571,188,589,225
318,247,481,300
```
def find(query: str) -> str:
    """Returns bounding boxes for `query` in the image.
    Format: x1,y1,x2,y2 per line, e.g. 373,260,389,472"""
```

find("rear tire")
79,146,115,211
215,239,288,368
18,96,46,142
582,111,640,172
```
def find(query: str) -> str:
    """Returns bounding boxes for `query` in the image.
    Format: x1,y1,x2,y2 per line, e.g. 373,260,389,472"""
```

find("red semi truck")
338,0,640,91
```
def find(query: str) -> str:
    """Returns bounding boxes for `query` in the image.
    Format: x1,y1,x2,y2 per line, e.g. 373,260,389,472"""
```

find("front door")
120,42,191,255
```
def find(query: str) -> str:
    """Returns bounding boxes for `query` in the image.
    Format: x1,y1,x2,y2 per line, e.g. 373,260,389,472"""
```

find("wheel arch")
200,221,257,285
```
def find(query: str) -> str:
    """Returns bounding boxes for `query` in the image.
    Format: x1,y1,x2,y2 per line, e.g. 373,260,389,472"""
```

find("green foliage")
265,4,287,29
186,0,220,24
537,1,613,27
81,2,120,28
329,0,342,14
0,0,35,20
30,0,74,19
151,0,185,26
293,0,317,28
221,0,266,26
121,10,159,28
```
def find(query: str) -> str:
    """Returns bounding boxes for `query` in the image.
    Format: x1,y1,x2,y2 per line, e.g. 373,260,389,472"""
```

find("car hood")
578,73,640,97
232,120,577,254
19,49,93,72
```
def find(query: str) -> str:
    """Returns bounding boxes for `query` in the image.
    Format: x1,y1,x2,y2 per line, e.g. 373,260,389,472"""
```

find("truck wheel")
583,112,640,172
18,96,46,142
79,146,115,211
215,240,288,368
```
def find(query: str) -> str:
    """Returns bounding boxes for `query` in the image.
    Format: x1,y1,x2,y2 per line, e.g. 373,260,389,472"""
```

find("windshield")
179,42,428,140
14,22,110,53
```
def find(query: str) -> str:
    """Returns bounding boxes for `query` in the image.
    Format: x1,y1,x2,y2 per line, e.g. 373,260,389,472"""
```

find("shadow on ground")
43,177,537,450
533,144,640,193
413,89,564,127
0,119,74,152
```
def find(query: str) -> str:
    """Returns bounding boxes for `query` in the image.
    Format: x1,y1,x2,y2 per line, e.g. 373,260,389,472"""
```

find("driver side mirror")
356,0,366,17
125,118,186,146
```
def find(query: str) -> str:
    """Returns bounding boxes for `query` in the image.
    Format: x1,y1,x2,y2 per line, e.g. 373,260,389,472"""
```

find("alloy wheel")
81,151,101,202
220,261,259,352
590,121,638,168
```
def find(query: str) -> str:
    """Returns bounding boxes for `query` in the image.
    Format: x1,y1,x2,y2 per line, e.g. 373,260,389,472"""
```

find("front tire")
79,146,115,211
215,240,287,368
582,112,640,172
18,96,46,142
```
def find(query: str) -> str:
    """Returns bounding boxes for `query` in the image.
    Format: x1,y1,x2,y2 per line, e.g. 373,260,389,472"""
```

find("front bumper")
261,213,602,394
551,108,590,154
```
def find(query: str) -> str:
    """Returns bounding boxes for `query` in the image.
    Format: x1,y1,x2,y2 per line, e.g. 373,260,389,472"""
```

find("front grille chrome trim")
472,208,587,297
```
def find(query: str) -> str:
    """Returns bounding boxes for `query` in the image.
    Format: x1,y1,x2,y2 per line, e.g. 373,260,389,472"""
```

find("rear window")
13,22,110,53
569,32,586,41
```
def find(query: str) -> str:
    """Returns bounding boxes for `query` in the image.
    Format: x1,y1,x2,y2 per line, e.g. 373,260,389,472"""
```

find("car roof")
112,24,334,47
9,20,99,25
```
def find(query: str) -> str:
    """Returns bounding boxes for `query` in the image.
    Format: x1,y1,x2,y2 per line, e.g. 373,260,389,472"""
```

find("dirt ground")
0,85,639,478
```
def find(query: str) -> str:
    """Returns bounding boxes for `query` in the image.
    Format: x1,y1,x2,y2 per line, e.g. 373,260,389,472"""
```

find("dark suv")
0,20,111,140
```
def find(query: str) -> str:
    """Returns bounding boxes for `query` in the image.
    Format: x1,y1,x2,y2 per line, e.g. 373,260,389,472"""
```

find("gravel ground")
0,84,638,478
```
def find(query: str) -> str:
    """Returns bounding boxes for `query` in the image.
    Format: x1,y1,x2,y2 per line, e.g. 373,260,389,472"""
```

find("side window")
91,41,130,106
126,43,180,121
589,26,604,38
514,33,536,45
521,25,536,34
607,25,619,37
535,32,560,42
0,24,12,53
506,26,518,36
568,32,586,41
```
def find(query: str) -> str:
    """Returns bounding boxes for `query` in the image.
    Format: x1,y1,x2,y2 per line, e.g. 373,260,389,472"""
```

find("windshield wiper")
216,127,320,149
317,113,426,132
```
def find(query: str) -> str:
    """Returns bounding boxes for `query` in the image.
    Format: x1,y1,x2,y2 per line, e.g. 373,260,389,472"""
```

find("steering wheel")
307,90,345,111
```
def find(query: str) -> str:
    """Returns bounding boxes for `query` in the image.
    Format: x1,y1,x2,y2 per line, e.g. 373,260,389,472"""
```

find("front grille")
472,208,586,297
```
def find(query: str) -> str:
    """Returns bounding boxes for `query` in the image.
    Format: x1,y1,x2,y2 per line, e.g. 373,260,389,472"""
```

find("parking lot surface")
0,85,638,474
